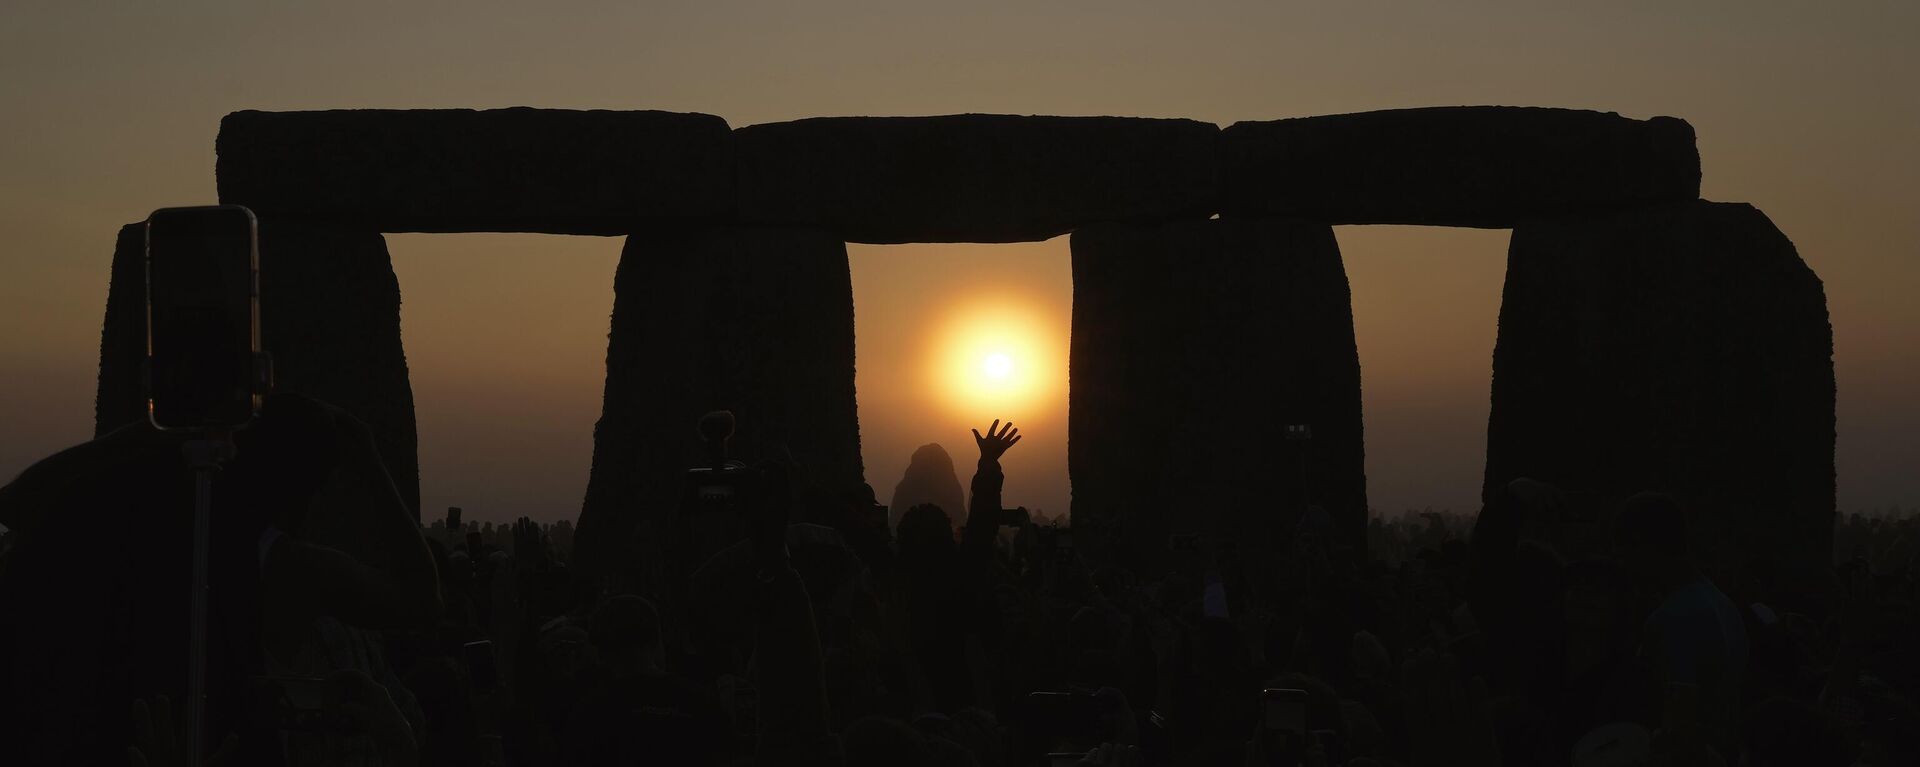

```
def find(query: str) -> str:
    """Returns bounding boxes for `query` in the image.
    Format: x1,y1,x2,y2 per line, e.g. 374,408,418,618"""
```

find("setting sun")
983,353,1014,379
926,297,1062,418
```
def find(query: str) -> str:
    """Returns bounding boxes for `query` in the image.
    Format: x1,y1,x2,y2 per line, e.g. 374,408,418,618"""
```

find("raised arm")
962,420,1020,559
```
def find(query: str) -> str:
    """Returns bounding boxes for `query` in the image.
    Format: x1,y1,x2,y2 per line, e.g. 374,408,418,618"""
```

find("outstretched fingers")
974,419,1023,458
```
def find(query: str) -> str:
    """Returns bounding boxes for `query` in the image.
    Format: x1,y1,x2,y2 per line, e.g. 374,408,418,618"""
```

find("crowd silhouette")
1,394,1916,766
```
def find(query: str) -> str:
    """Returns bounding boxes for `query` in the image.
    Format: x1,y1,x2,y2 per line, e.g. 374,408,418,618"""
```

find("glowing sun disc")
927,298,1060,418
984,353,1013,379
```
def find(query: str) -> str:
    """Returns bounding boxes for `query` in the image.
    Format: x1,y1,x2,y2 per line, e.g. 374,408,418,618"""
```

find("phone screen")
464,639,499,691
1261,688,1307,732
146,206,258,430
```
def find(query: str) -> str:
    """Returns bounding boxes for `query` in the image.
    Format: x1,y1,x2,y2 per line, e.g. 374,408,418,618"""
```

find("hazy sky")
2,2,1915,524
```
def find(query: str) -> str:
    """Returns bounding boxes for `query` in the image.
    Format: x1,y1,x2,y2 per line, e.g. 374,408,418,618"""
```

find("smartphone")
1261,688,1307,733
249,675,351,734
1203,570,1230,619
464,639,498,691
145,205,262,431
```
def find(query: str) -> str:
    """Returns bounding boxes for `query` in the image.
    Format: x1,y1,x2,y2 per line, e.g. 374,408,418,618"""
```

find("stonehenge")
86,104,1833,575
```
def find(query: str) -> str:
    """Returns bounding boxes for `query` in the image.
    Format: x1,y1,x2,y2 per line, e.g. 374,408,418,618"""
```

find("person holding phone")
0,392,442,764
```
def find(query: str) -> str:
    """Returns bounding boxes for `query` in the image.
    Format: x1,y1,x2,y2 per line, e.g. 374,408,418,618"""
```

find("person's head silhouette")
590,594,665,675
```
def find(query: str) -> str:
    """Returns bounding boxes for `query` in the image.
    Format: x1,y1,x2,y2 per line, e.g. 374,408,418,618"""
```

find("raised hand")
972,419,1022,462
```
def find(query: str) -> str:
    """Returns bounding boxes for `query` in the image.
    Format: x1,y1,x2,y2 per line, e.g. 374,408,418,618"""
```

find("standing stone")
1486,200,1834,580
254,221,419,517
94,219,420,516
95,223,147,435
576,226,863,583
1221,107,1700,227
1070,218,1367,570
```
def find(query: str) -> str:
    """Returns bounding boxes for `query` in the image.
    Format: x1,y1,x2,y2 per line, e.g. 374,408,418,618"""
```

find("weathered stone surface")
93,219,420,516
1221,107,1700,227
1486,200,1834,579
575,226,864,582
1070,218,1367,570
736,115,1219,244
217,109,734,234
889,443,966,532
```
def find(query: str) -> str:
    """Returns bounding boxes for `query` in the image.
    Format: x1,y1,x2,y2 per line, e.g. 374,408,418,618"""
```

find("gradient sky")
2,2,1915,525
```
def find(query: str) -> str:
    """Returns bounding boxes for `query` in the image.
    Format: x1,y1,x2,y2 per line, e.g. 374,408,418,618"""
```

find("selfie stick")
182,433,234,767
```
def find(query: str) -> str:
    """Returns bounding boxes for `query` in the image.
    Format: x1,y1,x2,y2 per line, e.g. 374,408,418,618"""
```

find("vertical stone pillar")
576,226,863,583
255,220,419,517
95,223,147,435
1487,200,1834,579
93,219,420,516
1070,218,1367,570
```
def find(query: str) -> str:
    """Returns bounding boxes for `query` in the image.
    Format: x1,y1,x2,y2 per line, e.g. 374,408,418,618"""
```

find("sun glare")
984,353,1014,379
928,298,1060,417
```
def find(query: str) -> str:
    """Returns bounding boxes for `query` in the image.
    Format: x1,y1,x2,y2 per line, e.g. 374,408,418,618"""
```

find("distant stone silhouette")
888,443,966,532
